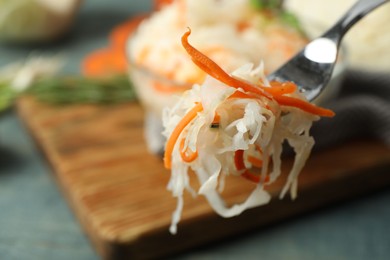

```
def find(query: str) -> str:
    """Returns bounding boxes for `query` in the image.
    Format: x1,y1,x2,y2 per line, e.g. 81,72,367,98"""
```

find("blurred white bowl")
0,0,83,44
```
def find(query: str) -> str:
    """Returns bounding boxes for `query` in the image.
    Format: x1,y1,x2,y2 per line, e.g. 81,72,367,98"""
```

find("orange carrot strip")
81,48,110,77
247,144,263,168
228,90,259,99
109,15,146,51
181,29,271,99
154,0,174,10
241,171,261,183
152,81,191,93
234,150,269,184
212,113,220,124
260,81,297,96
110,49,128,73
181,29,334,118
229,85,333,117
164,103,204,169
237,21,250,32
247,156,263,168
81,48,124,77
234,150,246,171
229,82,296,101
81,15,145,77
234,150,256,182
274,95,335,117
179,136,198,163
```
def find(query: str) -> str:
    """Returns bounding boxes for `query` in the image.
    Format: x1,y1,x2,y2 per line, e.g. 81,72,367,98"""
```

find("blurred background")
0,0,390,259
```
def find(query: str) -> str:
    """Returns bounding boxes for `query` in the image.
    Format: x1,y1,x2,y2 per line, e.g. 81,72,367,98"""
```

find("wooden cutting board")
17,97,390,260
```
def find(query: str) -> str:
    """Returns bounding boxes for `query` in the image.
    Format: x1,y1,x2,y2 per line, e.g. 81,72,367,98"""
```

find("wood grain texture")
17,97,390,259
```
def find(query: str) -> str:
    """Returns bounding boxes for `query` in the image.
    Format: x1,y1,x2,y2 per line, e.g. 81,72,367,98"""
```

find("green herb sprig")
250,0,283,10
0,74,138,113
250,0,304,34
26,75,137,105
0,81,18,111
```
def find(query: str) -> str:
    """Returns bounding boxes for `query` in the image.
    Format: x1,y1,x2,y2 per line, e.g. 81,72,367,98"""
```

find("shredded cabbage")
163,63,319,234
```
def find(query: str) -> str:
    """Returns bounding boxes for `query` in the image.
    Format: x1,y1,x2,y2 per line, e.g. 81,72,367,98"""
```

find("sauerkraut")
163,30,334,234
128,0,307,88
127,0,310,155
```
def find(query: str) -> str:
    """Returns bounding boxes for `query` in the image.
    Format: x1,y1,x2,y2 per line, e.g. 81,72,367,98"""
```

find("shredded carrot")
261,81,298,96
164,30,335,178
246,145,264,168
229,87,335,117
274,95,335,117
109,15,146,51
181,29,335,118
154,0,174,10
229,81,296,97
181,29,271,99
234,150,246,171
247,156,263,168
82,15,145,77
179,136,198,163
228,90,259,100
237,21,250,32
234,150,269,184
241,171,260,183
164,103,204,169
212,113,220,124
82,48,126,77
152,81,191,93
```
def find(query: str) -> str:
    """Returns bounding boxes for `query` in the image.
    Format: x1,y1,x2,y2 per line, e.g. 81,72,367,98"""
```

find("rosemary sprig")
0,81,18,111
26,75,137,105
0,74,138,113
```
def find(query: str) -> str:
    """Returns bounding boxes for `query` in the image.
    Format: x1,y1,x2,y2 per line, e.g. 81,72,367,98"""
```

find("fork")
267,0,389,101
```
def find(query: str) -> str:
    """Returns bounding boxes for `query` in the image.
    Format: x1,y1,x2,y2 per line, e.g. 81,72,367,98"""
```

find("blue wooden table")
1,1,390,259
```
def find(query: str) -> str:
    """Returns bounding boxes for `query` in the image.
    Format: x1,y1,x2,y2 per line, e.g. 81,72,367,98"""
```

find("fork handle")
323,0,388,43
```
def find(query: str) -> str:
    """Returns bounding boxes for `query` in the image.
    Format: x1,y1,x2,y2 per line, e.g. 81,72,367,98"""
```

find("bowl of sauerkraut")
126,0,346,154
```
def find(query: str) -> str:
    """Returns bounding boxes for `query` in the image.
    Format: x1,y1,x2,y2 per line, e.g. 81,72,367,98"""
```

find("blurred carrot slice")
154,0,174,10
82,48,126,77
109,15,146,51
82,15,146,77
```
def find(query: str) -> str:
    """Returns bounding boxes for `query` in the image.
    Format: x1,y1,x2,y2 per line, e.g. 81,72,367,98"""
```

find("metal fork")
267,0,389,101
